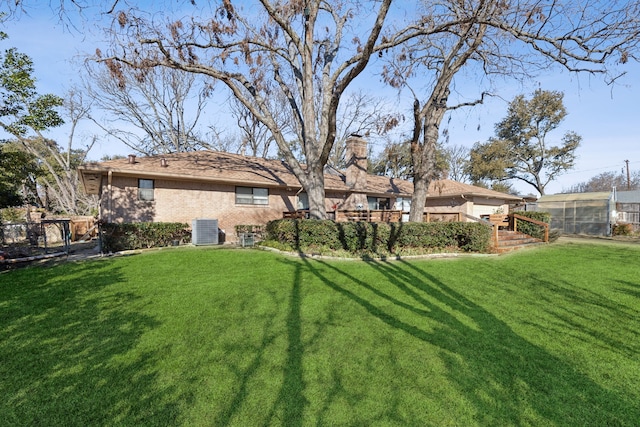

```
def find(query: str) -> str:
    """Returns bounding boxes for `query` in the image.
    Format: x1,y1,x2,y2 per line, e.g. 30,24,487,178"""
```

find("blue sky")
2,4,639,196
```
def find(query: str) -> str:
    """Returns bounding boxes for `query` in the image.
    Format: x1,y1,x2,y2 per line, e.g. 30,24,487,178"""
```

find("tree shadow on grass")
515,274,640,359
466,257,640,360
302,257,640,425
213,316,279,426
211,261,307,427
0,260,187,426
616,279,640,299
263,262,307,427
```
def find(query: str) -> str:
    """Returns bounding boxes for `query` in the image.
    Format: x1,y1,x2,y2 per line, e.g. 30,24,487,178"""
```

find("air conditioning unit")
192,219,218,245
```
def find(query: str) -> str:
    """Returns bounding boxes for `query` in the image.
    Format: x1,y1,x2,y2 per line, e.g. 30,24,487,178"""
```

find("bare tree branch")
382,0,640,220
84,59,214,155
98,0,411,219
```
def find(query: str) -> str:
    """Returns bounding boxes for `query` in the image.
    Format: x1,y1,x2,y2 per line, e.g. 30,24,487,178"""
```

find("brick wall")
100,176,300,243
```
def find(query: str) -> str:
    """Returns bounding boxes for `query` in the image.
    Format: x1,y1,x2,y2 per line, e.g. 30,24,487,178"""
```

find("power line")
561,160,640,176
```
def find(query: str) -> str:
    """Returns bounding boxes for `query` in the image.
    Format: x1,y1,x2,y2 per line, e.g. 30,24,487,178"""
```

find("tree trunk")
536,175,545,196
408,96,446,222
303,163,327,220
409,176,429,222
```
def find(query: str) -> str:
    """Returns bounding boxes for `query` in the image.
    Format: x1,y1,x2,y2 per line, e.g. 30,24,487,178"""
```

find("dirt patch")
1,240,102,270
558,234,640,245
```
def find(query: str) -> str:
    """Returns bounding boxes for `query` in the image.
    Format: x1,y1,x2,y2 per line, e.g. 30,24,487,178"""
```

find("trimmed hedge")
101,222,191,253
264,219,492,255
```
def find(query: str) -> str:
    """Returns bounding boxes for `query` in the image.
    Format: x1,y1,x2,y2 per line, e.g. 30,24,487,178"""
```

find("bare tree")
207,128,243,154
328,91,403,169
443,144,471,183
565,170,640,193
231,89,402,164
84,59,214,155
229,96,275,158
19,91,98,215
44,89,99,214
1,1,143,29
99,1,425,219
384,0,640,221
2,95,98,215
10,1,639,220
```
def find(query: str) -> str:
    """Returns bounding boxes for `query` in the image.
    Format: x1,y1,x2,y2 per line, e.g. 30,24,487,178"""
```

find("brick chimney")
345,135,368,191
344,135,369,210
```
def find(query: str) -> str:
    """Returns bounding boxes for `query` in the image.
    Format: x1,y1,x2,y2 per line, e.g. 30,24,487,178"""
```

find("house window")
297,193,309,210
138,179,154,201
367,197,391,210
395,197,411,211
236,186,269,205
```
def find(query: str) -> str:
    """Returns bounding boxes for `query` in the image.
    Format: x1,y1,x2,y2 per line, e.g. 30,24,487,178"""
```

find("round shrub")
612,223,633,236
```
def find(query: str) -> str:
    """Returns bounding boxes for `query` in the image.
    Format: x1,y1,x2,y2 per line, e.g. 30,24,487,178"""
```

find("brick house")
78,136,521,242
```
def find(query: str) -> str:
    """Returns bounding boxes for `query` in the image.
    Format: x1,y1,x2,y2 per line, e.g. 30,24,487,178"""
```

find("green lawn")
1,241,639,426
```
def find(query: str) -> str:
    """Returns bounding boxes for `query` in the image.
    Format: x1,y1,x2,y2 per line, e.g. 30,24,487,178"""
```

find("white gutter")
107,170,113,223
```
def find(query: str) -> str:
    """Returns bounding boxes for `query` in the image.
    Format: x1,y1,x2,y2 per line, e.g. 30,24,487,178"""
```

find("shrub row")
101,222,191,253
264,219,492,255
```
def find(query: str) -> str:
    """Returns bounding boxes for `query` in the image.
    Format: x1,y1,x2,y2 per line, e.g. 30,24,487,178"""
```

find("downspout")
608,186,617,236
108,170,113,223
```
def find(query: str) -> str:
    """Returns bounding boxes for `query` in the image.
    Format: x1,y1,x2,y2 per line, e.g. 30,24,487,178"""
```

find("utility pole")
625,159,631,190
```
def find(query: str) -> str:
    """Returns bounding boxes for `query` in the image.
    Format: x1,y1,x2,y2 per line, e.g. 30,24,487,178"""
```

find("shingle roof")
81,151,301,187
424,179,522,200
79,150,521,201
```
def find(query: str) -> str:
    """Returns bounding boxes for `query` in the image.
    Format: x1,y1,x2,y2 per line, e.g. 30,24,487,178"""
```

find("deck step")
495,231,544,253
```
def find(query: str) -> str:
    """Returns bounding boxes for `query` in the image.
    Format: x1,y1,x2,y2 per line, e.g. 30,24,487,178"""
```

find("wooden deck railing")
283,210,471,224
488,214,510,229
423,212,463,222
335,210,403,223
512,213,549,243
282,210,309,219
284,210,402,222
282,210,336,220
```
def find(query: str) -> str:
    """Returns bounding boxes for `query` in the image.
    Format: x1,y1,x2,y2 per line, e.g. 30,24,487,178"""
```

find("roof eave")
78,166,303,190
